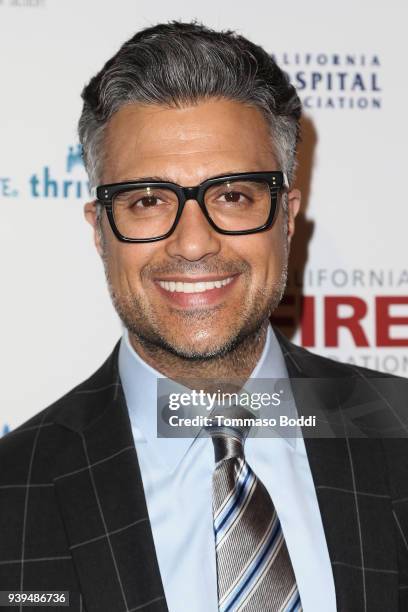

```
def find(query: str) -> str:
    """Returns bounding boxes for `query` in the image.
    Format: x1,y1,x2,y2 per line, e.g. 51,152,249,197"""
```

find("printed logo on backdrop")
272,267,408,377
272,52,382,110
0,0,46,7
0,144,90,200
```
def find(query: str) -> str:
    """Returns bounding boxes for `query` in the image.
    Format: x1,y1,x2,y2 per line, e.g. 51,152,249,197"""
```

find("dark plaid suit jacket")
1,330,408,612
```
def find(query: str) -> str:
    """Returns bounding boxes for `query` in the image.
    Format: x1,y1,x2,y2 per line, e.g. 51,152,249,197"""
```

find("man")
1,21,407,612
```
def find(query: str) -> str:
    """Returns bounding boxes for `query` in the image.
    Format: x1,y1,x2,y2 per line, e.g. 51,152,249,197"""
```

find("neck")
128,320,269,392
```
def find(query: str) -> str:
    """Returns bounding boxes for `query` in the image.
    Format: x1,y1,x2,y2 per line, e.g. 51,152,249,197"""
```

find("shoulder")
274,327,408,442
0,339,121,467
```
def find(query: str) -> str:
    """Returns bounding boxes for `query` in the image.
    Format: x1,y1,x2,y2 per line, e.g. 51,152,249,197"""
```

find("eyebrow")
116,175,175,183
113,171,256,184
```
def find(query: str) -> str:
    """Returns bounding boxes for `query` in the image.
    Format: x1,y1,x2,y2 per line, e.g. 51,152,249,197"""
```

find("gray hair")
78,21,301,221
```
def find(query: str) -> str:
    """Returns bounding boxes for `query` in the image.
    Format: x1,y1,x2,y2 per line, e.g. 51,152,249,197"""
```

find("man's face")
85,99,300,359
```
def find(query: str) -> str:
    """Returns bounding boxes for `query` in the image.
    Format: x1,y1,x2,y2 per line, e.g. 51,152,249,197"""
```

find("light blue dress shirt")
118,323,337,612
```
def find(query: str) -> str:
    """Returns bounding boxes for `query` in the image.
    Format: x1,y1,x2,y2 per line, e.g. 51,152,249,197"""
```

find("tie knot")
205,405,253,462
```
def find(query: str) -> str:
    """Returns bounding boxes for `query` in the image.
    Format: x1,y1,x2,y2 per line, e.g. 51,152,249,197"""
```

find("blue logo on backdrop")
1,423,10,437
272,52,382,110
66,144,83,173
0,144,91,201
30,144,90,199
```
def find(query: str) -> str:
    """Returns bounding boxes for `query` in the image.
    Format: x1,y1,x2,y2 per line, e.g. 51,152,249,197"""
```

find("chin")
161,333,232,360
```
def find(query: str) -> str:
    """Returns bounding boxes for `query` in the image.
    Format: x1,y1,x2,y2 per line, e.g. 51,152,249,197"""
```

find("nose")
164,197,221,261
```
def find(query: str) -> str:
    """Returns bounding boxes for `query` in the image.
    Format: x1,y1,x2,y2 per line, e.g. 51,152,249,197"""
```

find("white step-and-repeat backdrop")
1,0,407,433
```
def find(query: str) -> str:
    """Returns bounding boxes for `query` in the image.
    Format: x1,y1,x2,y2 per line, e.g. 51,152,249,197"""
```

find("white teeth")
158,276,234,293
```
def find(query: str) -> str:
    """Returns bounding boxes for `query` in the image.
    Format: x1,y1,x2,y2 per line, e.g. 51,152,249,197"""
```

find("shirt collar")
118,322,295,473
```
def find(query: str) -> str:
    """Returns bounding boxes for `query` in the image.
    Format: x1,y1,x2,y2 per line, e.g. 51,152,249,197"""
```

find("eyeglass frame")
92,170,289,243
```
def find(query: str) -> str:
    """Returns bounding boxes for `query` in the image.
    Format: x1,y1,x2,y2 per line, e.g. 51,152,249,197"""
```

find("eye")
205,180,259,207
133,195,163,208
115,189,173,209
218,191,249,203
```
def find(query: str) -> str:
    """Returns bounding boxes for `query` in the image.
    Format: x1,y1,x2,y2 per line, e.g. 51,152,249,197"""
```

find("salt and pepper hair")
78,21,301,220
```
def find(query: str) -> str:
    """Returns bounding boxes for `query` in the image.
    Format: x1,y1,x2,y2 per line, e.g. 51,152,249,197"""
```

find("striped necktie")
207,413,302,612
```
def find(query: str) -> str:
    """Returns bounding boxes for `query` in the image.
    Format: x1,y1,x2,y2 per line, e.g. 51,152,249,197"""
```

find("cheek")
99,219,145,292
103,240,146,292
244,232,286,286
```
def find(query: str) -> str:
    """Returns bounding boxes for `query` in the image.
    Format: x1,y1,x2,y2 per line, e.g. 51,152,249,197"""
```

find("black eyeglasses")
93,171,288,243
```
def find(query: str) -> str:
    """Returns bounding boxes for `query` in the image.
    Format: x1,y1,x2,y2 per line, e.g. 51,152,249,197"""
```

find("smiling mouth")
156,276,235,293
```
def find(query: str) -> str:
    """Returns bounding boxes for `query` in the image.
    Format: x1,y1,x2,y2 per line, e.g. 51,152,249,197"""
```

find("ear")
84,201,104,257
286,188,301,245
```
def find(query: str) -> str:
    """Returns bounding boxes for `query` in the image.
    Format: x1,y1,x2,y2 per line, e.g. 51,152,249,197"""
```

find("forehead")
102,99,277,184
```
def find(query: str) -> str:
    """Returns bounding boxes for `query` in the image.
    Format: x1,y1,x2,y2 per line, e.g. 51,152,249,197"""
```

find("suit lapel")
274,329,399,611
52,341,168,612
